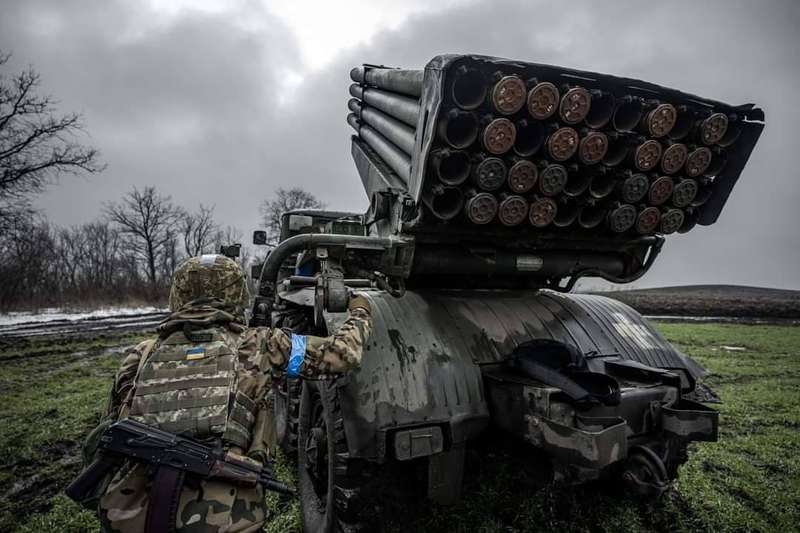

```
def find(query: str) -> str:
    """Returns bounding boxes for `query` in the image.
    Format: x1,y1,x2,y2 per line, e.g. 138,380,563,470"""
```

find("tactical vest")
127,325,256,450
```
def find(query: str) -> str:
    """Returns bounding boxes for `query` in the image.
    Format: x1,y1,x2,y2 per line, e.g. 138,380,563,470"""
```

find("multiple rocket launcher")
346,56,762,240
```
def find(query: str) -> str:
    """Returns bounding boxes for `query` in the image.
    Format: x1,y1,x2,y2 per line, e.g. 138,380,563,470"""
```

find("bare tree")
181,204,218,256
83,221,121,288
259,187,323,242
0,51,104,226
105,186,181,288
55,225,88,291
0,212,57,309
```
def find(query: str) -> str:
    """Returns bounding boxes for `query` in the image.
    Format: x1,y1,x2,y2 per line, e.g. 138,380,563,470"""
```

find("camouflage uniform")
86,254,372,533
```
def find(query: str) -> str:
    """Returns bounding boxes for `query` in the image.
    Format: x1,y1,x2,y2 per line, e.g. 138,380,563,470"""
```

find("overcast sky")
2,0,799,289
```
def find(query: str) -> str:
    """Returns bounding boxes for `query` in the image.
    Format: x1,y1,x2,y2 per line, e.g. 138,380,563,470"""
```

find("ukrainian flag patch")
185,347,206,360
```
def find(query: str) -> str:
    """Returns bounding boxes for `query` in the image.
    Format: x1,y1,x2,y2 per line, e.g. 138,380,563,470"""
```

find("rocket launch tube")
348,99,416,155
347,113,411,182
422,185,464,221
350,66,423,98
349,84,420,127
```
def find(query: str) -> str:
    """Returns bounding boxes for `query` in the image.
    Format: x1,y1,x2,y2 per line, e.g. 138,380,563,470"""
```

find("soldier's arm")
105,339,153,420
264,294,373,377
237,328,277,462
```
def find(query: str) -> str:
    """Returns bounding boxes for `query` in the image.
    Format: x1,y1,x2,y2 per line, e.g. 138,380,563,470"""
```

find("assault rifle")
66,418,292,503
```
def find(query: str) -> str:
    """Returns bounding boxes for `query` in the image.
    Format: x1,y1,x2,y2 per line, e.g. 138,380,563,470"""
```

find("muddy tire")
274,376,301,455
298,379,376,533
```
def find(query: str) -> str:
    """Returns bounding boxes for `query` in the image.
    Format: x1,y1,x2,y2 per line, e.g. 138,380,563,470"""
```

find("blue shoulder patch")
287,334,307,378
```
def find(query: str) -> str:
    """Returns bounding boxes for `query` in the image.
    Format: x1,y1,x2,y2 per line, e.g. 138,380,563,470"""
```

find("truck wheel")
274,377,301,455
298,380,374,533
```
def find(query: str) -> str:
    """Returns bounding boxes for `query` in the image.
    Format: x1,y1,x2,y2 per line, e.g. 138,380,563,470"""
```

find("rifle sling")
145,466,185,533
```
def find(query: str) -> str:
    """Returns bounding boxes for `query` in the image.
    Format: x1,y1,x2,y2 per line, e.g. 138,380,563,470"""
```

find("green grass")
1,324,798,532
0,333,147,532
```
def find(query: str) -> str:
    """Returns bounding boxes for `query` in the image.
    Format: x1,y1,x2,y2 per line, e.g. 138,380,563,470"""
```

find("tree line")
0,187,245,310
0,50,324,311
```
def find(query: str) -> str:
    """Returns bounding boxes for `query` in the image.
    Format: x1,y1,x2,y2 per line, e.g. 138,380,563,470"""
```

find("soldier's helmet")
169,254,249,311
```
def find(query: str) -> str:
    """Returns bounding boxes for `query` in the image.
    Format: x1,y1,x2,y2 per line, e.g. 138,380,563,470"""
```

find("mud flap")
661,399,719,442
527,414,628,470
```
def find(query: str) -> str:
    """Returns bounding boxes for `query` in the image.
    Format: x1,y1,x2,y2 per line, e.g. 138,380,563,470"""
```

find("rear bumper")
484,365,718,481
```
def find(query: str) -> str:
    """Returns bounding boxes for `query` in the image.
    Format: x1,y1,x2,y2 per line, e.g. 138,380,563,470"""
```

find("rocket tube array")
347,61,741,234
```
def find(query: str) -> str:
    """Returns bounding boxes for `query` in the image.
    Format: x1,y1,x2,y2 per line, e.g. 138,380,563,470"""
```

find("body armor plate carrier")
128,325,256,450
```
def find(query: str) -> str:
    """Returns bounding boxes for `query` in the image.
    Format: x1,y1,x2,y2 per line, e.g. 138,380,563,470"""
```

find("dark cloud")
2,0,799,288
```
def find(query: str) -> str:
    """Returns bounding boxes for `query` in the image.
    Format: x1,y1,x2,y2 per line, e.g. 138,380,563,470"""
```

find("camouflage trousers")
98,462,267,533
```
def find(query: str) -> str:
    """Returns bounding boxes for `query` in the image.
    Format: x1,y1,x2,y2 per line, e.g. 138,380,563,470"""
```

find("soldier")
79,254,372,533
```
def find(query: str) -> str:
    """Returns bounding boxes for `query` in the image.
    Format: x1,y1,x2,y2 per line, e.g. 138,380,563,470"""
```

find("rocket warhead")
635,206,661,235
527,82,560,120
473,157,507,191
660,208,685,235
685,147,712,177
490,75,527,115
529,197,558,228
608,204,637,233
648,176,675,206
498,194,529,226
672,178,699,208
547,127,579,162
464,190,499,225
633,139,663,172
578,131,609,165
643,103,677,138
508,160,538,194
559,86,591,125
661,143,688,175
482,118,516,155
700,112,729,145
538,163,568,197
618,172,650,204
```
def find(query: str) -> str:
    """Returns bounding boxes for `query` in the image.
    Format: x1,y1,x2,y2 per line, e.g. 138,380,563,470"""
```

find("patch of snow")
0,306,167,326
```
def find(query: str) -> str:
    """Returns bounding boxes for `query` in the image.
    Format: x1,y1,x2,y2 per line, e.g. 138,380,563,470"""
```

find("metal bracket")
427,445,465,505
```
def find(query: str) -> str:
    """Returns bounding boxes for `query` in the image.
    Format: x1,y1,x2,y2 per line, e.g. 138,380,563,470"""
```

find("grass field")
1,323,798,532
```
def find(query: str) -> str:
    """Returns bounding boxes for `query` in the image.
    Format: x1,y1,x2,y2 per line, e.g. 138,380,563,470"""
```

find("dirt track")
0,311,168,339
596,284,800,319
2,285,798,340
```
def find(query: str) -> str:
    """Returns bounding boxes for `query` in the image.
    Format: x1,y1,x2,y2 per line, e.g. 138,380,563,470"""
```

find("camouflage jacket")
237,305,373,379
95,298,372,533
108,300,373,421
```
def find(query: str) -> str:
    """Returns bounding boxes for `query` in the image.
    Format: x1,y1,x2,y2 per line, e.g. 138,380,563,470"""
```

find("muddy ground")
1,321,798,532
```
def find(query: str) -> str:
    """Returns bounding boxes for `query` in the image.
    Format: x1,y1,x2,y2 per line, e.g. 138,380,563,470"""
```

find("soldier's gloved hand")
348,292,371,314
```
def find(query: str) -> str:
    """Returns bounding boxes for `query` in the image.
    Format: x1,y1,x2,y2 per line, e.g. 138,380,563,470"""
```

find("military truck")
251,55,764,532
